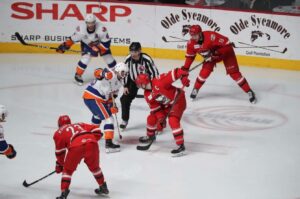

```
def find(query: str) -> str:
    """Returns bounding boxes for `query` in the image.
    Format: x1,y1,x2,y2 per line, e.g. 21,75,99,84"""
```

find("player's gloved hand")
177,68,190,87
110,107,118,114
56,40,73,54
56,43,70,53
104,71,113,80
55,161,63,174
4,144,17,159
181,75,190,87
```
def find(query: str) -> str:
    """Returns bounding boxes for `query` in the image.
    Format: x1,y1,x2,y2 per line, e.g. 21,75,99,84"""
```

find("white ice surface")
0,54,300,199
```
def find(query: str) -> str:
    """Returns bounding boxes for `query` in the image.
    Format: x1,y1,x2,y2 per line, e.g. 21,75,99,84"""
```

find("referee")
120,42,159,130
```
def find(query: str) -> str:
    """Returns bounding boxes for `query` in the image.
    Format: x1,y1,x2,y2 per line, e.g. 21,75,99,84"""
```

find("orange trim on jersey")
95,99,110,119
104,130,114,140
76,66,85,75
83,91,106,101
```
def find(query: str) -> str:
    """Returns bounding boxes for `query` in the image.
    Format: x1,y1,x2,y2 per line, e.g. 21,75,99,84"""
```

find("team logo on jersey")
102,27,107,32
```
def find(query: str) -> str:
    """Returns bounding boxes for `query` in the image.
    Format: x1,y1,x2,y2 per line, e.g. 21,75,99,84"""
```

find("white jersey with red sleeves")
83,71,124,102
71,22,111,46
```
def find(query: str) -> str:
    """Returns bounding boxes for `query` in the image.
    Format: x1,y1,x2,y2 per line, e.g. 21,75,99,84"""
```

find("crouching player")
83,62,129,153
54,115,109,199
135,68,190,156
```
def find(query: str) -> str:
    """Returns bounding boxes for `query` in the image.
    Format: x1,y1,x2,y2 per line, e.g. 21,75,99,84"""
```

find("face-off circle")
184,106,288,131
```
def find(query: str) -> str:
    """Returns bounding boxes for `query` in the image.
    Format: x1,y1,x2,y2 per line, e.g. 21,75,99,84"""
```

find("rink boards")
0,0,299,70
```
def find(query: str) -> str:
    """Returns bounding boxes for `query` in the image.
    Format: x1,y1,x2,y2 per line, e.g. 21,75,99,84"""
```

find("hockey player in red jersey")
182,25,257,103
135,68,190,156
0,105,16,159
53,115,109,199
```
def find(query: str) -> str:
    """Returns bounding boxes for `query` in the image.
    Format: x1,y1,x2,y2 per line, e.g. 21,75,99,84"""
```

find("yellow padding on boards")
1,42,299,70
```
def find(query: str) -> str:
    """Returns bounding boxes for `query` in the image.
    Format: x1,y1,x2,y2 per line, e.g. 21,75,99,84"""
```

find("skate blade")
171,151,186,158
105,148,121,153
73,80,83,86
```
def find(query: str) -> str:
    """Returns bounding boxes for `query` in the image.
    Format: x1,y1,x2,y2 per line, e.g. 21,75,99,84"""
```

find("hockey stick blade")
136,139,154,151
169,36,188,42
162,36,186,43
22,180,30,187
15,32,27,45
22,171,56,188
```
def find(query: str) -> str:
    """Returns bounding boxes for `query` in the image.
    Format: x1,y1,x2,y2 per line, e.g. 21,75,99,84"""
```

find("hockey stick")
23,171,55,188
238,42,287,54
162,36,186,43
136,94,144,98
234,45,279,48
169,36,188,42
111,93,122,140
189,60,205,72
15,32,81,53
136,87,184,151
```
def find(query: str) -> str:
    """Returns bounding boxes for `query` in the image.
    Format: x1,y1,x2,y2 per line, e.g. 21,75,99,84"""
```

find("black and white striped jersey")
124,53,159,87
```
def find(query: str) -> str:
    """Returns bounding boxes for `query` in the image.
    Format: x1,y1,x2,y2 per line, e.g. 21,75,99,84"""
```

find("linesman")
120,42,159,130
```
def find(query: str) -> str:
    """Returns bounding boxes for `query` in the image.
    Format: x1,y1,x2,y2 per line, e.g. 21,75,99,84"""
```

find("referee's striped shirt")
124,53,159,86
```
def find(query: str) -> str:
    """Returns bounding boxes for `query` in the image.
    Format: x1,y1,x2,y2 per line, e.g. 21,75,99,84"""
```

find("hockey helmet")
85,14,96,23
115,62,129,79
0,104,8,122
58,115,71,127
135,73,151,89
129,42,142,52
189,25,202,36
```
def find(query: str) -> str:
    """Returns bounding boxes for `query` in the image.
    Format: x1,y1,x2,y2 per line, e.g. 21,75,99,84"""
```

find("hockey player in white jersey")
56,14,117,85
0,105,16,159
83,62,128,153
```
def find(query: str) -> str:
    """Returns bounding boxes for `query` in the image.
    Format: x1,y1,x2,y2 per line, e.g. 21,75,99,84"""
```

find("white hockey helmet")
115,62,129,79
0,104,8,122
85,13,96,23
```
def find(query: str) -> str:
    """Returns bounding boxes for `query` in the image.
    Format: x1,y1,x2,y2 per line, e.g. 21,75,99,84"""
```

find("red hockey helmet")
135,73,150,89
189,25,202,36
58,115,71,127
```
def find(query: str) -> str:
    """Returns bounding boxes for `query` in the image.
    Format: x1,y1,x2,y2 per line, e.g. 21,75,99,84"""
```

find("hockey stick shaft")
23,171,55,188
111,93,122,140
162,36,186,43
169,36,188,42
15,32,81,53
238,42,287,53
234,45,279,48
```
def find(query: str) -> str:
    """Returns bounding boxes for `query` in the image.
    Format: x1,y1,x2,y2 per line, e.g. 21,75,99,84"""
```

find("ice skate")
190,88,199,100
248,89,257,104
171,144,186,157
56,189,70,199
74,73,83,86
120,120,128,131
105,139,120,153
95,182,109,195
138,135,156,143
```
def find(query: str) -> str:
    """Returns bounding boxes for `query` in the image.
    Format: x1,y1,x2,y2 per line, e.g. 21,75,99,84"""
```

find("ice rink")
0,53,300,199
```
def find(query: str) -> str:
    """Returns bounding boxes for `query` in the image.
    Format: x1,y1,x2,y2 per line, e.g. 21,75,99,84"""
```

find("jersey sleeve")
70,25,85,42
53,131,67,165
183,40,196,70
210,32,230,50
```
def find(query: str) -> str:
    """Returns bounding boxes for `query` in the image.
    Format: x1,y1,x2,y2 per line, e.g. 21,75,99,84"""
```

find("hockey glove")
103,70,113,80
55,161,63,174
178,68,190,87
56,40,73,54
110,107,118,114
4,144,17,159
